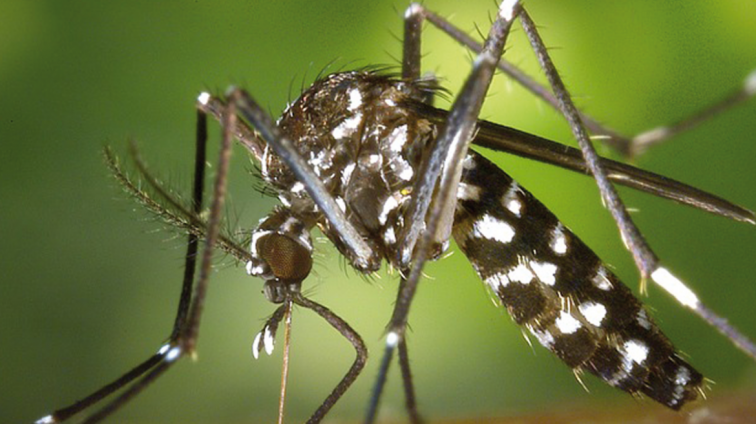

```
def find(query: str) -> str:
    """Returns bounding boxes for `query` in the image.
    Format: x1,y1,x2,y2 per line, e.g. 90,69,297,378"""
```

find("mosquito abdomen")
452,151,703,410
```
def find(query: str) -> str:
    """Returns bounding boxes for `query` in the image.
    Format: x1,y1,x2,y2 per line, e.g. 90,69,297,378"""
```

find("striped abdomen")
452,151,703,410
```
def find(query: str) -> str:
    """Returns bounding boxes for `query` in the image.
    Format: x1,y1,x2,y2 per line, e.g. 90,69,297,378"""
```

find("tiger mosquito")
35,1,756,423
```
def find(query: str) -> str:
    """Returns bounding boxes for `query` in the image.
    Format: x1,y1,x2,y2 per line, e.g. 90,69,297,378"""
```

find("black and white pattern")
253,69,706,409
32,2,756,423
453,151,703,409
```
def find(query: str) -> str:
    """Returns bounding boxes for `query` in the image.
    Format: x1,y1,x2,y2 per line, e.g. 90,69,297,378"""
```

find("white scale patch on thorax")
331,112,363,140
291,181,305,193
386,124,414,181
308,150,333,176
348,88,362,111
388,125,408,152
335,197,347,212
341,162,356,187
383,226,397,245
379,195,400,226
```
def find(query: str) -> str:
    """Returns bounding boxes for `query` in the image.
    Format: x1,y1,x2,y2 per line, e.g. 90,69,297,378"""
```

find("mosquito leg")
361,6,433,423
467,115,756,224
518,7,756,361
77,91,237,422
35,354,163,423
402,3,423,81
403,3,616,146
366,277,423,424
397,338,422,424
393,0,520,334
365,340,395,424
625,71,756,157
371,3,521,422
35,99,213,424
365,274,412,424
405,100,755,223
396,0,520,270
518,7,650,281
291,292,368,424
411,4,756,159
180,89,237,355
79,360,175,424
172,108,208,339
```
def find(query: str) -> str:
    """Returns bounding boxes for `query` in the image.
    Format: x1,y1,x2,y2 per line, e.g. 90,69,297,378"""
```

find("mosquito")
35,1,756,423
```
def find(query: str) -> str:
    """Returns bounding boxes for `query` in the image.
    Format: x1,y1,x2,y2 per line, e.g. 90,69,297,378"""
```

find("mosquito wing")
406,101,755,224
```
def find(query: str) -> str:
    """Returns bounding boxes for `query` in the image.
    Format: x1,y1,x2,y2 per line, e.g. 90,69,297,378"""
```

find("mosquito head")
246,208,313,304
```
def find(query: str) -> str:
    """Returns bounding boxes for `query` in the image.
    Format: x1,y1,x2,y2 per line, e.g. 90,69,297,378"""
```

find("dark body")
252,71,703,410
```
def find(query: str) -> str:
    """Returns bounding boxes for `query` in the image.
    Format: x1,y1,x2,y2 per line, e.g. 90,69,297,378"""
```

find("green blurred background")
2,1,756,423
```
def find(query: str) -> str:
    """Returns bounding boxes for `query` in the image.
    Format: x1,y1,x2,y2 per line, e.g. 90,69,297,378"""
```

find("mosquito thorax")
260,71,441,272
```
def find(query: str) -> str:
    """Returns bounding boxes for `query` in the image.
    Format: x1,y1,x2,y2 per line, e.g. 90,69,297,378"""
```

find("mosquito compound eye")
259,233,313,282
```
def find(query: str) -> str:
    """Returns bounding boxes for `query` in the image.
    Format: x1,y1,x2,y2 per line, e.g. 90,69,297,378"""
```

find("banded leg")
453,151,703,409
516,7,756,361
367,1,522,423
373,2,756,420
363,5,428,422
35,97,231,424
366,277,422,424
407,3,756,159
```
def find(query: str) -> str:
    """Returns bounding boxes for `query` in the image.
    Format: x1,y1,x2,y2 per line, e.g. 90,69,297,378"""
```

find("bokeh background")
2,1,756,423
